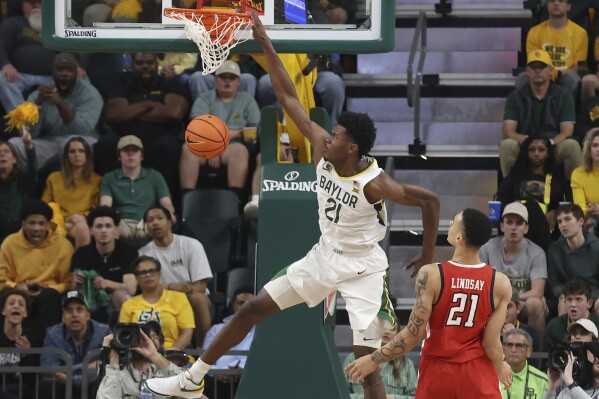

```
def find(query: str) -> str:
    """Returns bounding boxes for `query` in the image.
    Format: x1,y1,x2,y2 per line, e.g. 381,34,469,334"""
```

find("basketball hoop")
164,7,252,74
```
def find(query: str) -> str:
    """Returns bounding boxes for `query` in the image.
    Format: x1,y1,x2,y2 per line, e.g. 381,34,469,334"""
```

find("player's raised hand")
250,12,268,46
344,355,378,383
404,254,430,278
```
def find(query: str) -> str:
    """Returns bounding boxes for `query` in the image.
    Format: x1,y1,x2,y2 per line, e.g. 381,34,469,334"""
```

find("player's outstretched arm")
482,271,513,389
250,12,329,162
345,264,438,382
365,173,440,276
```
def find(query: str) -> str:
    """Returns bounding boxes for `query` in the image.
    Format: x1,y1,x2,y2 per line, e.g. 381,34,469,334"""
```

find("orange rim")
164,7,251,44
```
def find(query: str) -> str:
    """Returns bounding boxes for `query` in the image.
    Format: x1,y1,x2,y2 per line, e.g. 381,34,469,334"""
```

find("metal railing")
406,11,428,157
0,347,74,399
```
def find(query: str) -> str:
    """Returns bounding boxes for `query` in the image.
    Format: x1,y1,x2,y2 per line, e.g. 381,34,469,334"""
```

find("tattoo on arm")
371,334,408,364
407,314,425,336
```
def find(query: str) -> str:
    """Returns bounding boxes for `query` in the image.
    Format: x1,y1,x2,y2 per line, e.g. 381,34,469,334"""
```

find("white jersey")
139,234,213,288
316,157,387,254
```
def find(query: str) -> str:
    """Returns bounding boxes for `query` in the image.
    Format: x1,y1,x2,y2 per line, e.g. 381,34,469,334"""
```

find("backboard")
41,0,395,53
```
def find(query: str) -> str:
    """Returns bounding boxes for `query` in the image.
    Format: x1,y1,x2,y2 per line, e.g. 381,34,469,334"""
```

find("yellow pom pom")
3,101,40,132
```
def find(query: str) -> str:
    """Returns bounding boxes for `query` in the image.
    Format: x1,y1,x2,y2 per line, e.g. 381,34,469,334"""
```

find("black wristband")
568,382,578,390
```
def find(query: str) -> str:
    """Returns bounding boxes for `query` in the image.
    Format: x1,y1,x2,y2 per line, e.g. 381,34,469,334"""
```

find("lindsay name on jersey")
319,175,358,208
451,277,485,291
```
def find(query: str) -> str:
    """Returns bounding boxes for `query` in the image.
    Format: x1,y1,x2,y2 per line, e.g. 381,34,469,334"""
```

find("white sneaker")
244,199,259,219
144,370,204,398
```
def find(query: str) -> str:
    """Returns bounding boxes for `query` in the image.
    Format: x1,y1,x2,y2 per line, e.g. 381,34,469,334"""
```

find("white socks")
250,194,259,203
188,359,212,383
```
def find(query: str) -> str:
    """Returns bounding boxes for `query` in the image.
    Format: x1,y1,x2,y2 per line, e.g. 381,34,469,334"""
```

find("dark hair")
20,199,53,221
61,137,94,189
143,206,172,223
87,206,121,227
460,208,492,248
130,256,161,273
510,136,558,179
0,141,22,179
337,112,377,157
556,203,584,220
562,279,592,299
0,288,31,315
233,286,254,298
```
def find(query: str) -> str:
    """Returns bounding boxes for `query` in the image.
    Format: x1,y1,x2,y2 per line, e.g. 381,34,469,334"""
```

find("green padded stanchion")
234,106,349,399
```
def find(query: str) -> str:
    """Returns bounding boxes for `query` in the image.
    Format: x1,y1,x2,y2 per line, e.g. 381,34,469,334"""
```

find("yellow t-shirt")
41,171,101,218
119,290,195,349
571,166,599,213
526,20,588,70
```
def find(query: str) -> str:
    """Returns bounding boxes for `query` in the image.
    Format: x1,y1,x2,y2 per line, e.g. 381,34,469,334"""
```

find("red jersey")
421,260,496,363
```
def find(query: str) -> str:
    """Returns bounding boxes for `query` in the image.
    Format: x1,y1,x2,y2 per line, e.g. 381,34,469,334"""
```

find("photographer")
546,319,599,398
96,321,183,398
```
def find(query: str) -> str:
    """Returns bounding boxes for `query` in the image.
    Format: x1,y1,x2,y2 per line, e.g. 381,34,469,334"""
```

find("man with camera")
546,318,599,398
40,290,109,399
500,329,547,399
96,320,191,398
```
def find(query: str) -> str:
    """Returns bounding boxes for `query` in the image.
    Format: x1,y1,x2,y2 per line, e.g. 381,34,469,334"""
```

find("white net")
164,9,252,74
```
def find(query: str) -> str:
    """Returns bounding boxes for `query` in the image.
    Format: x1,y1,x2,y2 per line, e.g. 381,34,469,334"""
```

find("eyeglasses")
503,342,528,350
134,268,159,277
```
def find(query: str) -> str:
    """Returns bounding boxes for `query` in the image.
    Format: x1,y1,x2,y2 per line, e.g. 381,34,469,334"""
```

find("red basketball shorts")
415,355,501,399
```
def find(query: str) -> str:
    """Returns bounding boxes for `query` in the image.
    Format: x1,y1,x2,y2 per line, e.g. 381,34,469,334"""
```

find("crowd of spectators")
3,0,599,398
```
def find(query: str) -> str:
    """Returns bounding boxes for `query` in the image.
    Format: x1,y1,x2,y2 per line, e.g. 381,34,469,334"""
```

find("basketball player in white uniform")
145,13,440,399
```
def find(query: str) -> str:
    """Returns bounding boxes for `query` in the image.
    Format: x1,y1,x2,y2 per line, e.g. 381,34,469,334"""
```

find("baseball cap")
526,50,553,67
117,135,143,152
62,290,88,309
215,60,240,77
568,318,599,339
53,53,78,68
502,202,528,223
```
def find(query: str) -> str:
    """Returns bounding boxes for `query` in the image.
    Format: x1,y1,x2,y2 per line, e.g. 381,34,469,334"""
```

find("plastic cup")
488,201,501,222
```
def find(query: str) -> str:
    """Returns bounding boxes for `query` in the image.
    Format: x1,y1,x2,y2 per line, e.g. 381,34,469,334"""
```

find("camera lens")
117,330,134,346
551,349,569,369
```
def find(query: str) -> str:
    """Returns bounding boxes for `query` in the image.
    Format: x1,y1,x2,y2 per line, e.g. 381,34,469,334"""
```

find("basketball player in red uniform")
346,208,514,398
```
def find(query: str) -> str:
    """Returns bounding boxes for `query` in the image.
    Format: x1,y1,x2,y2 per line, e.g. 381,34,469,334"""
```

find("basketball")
185,114,230,159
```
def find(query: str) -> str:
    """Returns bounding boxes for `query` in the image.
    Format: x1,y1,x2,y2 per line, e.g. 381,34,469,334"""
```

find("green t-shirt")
190,90,261,131
503,89,576,136
501,362,548,399
100,167,170,220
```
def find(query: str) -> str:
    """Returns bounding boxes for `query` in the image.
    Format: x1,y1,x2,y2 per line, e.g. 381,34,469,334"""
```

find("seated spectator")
497,136,572,250
571,129,599,234
500,50,582,180
119,256,195,350
479,202,548,338
40,290,109,399
500,329,547,398
71,206,138,317
139,206,213,346
548,204,599,315
0,200,72,331
516,0,587,95
501,292,541,352
544,279,599,352
546,318,599,398
100,135,176,238
342,321,418,398
179,60,259,201
0,0,55,112
0,131,36,243
8,53,102,170
0,288,43,399
188,57,258,101
42,137,101,249
201,286,255,398
97,52,189,197
96,321,185,398
157,52,197,85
